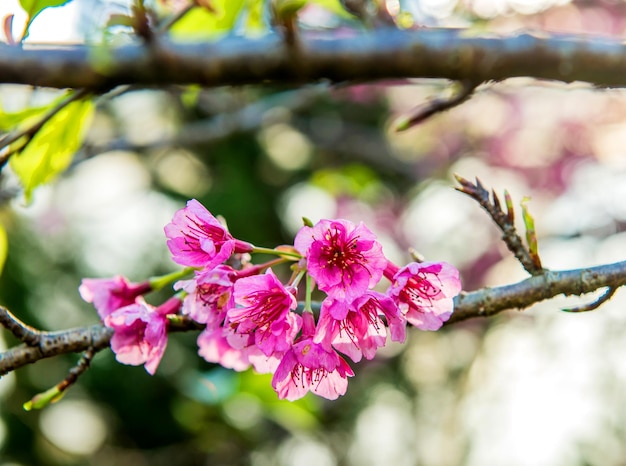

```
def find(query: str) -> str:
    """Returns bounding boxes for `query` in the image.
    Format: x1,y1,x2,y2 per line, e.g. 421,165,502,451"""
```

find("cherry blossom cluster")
80,199,462,401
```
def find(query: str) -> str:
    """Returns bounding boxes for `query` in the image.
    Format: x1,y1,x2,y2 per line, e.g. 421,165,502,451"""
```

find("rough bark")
3,30,626,90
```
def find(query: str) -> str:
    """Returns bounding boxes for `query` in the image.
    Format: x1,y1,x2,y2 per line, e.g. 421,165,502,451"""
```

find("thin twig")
455,175,544,275
561,286,617,313
131,0,154,43
0,88,90,168
79,84,330,158
0,305,41,346
395,80,479,131
56,347,97,393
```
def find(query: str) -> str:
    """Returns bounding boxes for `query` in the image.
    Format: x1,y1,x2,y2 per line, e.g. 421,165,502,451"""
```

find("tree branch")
80,84,329,157
395,80,479,131
455,176,544,275
4,30,626,89
0,324,113,377
448,260,626,323
2,260,626,375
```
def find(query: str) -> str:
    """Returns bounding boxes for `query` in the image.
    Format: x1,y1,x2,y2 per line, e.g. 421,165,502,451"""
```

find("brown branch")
0,305,40,346
80,84,329,158
448,260,626,324
2,261,626,375
0,315,202,376
395,80,479,131
3,30,626,89
561,286,617,313
0,324,113,377
455,175,544,275
56,347,97,393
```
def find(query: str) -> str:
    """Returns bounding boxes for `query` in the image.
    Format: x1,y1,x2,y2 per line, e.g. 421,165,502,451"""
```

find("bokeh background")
3,0,626,465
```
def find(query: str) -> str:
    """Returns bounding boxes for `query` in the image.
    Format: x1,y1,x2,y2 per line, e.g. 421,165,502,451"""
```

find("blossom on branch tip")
229,269,301,356
79,276,151,320
294,219,386,304
385,261,462,331
164,199,253,269
104,297,181,375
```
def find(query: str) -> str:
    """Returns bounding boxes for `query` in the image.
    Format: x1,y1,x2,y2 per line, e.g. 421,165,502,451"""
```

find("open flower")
176,265,237,327
104,297,180,375
294,219,387,303
164,199,253,269
385,261,462,331
197,325,253,372
229,269,301,356
316,291,405,363
79,276,151,320
272,312,354,401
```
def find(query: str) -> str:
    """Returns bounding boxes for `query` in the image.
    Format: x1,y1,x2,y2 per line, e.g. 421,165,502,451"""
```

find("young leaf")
23,385,65,411
10,98,94,202
521,196,542,269
18,0,74,39
0,102,53,132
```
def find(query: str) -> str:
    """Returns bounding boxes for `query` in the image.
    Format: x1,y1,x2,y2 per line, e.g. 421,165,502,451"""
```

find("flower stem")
251,246,302,260
304,273,313,314
237,257,289,278
149,267,196,291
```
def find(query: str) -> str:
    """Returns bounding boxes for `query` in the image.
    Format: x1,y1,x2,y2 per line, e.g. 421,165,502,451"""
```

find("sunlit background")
2,0,626,465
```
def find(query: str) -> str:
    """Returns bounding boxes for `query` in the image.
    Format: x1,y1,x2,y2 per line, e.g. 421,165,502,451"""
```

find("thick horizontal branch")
449,260,626,323
4,29,626,89
1,260,625,375
0,324,113,377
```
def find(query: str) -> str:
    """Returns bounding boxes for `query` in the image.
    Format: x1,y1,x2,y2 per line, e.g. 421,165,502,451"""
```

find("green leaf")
10,98,94,202
521,196,542,269
0,103,51,132
170,1,246,40
18,0,74,39
245,0,267,33
0,223,7,277
310,0,354,18
520,197,537,254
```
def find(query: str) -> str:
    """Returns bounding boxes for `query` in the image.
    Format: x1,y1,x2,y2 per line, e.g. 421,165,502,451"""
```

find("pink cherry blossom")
164,199,253,269
197,326,252,372
294,219,387,302
271,312,354,401
104,297,180,375
79,276,151,320
316,291,404,363
229,269,301,356
385,261,462,331
175,265,236,327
